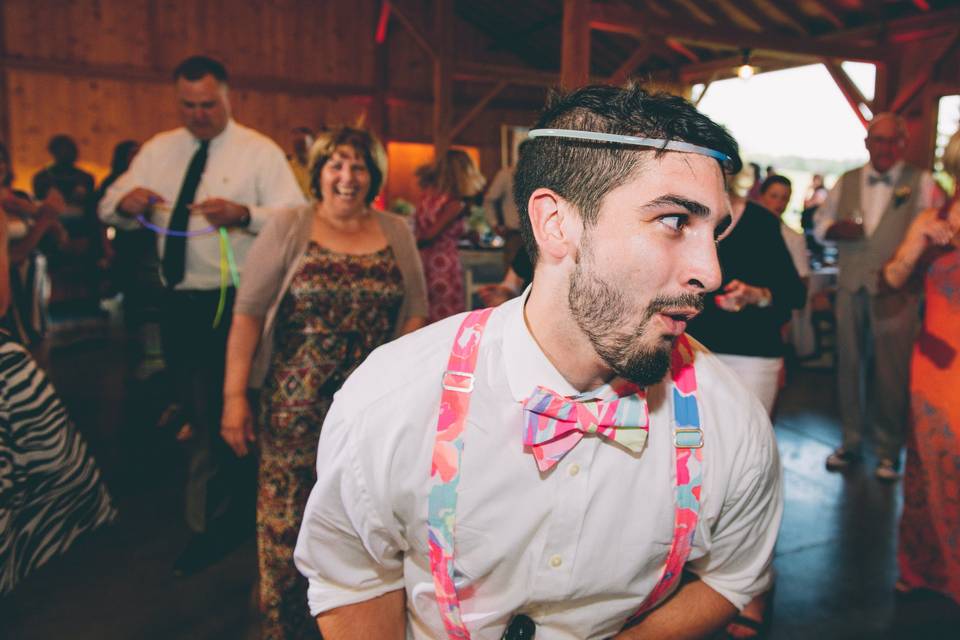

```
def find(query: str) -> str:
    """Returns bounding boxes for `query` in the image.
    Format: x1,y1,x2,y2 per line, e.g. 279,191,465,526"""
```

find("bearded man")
294,85,783,640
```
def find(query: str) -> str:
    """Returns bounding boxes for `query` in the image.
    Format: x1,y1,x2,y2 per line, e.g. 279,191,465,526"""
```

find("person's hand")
824,219,865,241
907,208,958,249
118,188,164,216
190,198,250,227
221,394,256,457
0,193,38,218
715,279,770,312
477,283,515,307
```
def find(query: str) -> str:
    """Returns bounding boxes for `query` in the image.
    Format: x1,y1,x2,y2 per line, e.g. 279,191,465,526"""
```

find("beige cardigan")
235,205,428,388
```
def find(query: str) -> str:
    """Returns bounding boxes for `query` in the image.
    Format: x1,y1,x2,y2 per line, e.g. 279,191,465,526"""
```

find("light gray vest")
834,164,924,294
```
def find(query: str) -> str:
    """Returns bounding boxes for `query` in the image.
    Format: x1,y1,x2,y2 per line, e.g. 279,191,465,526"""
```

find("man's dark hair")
173,56,229,83
759,174,791,194
513,84,741,263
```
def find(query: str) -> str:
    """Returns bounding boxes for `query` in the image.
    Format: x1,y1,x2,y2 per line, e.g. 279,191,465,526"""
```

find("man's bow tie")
868,173,892,186
522,381,649,472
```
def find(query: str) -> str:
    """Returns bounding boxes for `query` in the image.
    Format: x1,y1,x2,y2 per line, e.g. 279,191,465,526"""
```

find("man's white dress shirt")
98,119,305,290
813,161,940,242
295,291,782,639
482,166,520,232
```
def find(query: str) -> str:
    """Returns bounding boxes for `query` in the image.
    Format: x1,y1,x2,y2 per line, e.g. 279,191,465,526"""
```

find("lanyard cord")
135,215,240,327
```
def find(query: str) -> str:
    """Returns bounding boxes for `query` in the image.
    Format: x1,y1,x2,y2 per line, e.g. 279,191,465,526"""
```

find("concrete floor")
2,329,958,639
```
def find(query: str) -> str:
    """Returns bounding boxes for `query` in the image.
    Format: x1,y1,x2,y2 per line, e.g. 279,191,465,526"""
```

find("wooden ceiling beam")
797,0,845,29
890,30,960,114
750,0,810,36
666,38,700,63
453,61,561,88
822,59,869,128
589,3,884,62
561,0,591,90
608,41,658,85
675,0,716,25
389,0,436,60
450,80,510,140
711,0,765,32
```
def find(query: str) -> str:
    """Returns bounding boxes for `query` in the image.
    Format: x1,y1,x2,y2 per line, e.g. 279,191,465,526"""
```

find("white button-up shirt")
813,161,940,241
295,292,783,640
98,119,305,290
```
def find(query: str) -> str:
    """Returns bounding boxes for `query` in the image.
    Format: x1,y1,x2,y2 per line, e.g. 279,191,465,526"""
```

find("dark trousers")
161,288,254,535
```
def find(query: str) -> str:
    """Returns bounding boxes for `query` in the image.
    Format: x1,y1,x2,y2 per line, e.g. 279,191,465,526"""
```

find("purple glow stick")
136,214,216,237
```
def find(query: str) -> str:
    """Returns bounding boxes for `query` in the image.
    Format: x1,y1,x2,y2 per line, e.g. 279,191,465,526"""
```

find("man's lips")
655,308,700,335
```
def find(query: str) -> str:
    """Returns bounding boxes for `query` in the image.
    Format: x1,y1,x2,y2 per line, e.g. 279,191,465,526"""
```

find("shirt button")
568,463,580,477
549,555,563,568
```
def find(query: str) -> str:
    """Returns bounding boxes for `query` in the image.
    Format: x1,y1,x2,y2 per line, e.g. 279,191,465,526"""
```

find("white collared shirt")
98,119,306,290
294,292,782,639
813,161,940,241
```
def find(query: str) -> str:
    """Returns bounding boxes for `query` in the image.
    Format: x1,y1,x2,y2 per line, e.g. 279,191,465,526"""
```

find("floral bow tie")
522,380,650,472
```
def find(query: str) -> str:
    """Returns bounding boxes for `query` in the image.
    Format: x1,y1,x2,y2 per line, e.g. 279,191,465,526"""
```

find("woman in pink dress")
415,149,485,323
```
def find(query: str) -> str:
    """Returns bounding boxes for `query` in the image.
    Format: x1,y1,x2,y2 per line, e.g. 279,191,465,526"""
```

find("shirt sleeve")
97,140,155,230
685,404,783,610
248,143,307,233
812,179,842,243
918,171,945,211
294,397,406,617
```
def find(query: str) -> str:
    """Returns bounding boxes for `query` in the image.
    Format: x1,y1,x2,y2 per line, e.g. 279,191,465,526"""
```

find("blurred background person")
414,148,485,322
33,134,110,315
1,142,66,351
883,130,960,606
0,204,117,596
688,167,806,639
483,140,527,268
221,126,427,639
287,125,314,198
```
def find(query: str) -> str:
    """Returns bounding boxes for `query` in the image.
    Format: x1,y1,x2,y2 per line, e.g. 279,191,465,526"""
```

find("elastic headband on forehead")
527,128,730,164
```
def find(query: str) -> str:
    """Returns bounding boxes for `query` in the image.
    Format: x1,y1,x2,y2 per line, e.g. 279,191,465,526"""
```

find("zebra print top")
0,330,116,594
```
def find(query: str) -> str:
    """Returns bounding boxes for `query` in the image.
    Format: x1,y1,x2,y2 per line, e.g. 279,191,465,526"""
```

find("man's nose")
684,238,722,293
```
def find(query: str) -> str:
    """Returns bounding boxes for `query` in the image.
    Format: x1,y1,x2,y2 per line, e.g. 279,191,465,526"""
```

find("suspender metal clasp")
442,370,476,393
674,427,704,449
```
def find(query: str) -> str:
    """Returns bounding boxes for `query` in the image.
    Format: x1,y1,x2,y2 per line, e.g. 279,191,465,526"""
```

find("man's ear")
527,188,578,263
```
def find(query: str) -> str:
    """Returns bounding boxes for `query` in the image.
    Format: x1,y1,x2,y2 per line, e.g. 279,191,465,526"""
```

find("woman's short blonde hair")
942,130,960,181
308,126,387,204
432,149,486,199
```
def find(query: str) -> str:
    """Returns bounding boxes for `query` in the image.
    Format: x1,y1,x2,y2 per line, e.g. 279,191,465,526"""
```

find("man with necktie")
814,113,942,481
99,56,305,575
294,85,782,639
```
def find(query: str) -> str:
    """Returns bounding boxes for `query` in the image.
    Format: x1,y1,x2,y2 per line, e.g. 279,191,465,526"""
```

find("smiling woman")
220,125,428,639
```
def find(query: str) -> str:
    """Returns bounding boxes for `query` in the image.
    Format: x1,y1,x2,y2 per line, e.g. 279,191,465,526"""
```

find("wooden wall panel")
1,0,543,194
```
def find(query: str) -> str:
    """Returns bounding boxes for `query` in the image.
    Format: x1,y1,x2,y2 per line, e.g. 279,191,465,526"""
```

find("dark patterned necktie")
162,140,209,287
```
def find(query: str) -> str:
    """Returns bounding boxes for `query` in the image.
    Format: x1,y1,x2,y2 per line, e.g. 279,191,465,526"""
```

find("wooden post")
433,0,453,155
561,0,590,90
0,2,11,152
371,2,391,144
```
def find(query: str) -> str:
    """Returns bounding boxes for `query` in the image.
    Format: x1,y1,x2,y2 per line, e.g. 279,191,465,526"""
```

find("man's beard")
568,251,703,387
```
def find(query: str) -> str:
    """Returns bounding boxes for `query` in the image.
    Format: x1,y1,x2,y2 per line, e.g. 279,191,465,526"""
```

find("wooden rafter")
375,1,391,44
666,38,700,63
561,0,591,90
822,59,870,128
432,0,453,153
643,0,673,19
389,0,436,59
608,41,658,85
450,81,510,140
589,3,884,61
798,0,845,29
750,0,809,36
890,30,960,114
712,0,765,32
675,0,716,25
454,61,560,88
693,81,712,107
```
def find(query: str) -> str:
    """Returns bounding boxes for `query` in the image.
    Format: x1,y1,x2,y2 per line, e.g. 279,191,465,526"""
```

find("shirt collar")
190,118,235,149
866,160,903,183
502,286,581,403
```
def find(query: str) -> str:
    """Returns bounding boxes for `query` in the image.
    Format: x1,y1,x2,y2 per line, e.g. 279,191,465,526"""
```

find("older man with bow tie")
294,85,782,640
815,112,943,481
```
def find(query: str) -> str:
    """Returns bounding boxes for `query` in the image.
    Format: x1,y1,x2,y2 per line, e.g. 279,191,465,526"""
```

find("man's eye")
660,215,687,232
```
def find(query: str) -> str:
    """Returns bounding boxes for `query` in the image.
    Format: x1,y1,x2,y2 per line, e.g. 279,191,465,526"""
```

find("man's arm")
317,589,406,640
616,576,736,640
812,179,850,242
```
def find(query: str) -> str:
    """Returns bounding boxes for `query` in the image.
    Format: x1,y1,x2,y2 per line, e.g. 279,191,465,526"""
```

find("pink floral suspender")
427,309,705,638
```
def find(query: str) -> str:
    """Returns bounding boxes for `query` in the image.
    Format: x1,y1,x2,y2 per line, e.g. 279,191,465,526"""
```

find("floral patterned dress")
415,190,466,323
257,242,404,639
898,225,960,605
